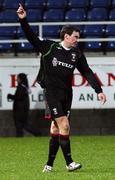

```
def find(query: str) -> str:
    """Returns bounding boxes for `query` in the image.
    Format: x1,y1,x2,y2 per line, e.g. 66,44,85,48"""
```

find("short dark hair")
60,24,80,40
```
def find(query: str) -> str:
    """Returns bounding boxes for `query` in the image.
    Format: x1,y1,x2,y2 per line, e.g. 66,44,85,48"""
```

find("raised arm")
17,4,52,54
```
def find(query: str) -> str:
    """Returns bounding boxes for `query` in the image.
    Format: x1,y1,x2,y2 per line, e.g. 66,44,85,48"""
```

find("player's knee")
51,128,59,134
50,124,59,134
56,116,70,134
62,123,70,133
61,119,70,133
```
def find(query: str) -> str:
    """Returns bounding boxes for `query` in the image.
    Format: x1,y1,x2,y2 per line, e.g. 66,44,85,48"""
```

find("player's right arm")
17,4,52,54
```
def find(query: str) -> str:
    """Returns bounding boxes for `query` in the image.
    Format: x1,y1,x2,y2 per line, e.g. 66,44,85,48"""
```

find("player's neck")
60,41,71,50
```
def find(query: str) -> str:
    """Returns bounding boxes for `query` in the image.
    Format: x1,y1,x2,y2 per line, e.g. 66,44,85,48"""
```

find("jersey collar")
60,41,71,51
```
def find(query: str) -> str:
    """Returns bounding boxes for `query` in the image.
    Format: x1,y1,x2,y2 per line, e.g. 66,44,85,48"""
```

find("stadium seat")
25,0,46,9
87,8,108,21
43,25,60,38
83,25,105,36
3,0,19,9
17,26,38,38
65,8,86,21
46,0,67,9
111,0,115,8
43,9,64,22
89,0,111,8
68,0,89,8
18,40,33,51
107,36,115,49
0,37,13,51
0,10,18,22
105,25,115,36
109,8,115,20
0,0,3,9
0,27,16,38
27,9,42,22
105,24,115,36
17,27,25,38
85,36,102,50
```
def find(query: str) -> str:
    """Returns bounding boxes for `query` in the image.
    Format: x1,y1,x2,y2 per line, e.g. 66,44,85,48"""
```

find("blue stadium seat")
107,36,115,49
3,0,19,9
0,37,13,51
43,25,60,38
17,27,25,38
87,8,108,21
68,0,89,8
17,26,38,38
85,36,102,50
27,9,42,22
65,8,86,21
90,0,111,8
25,0,45,9
46,0,67,9
0,10,18,22
105,25,115,36
18,39,33,51
111,0,115,8
0,0,3,9
83,25,104,36
109,8,115,20
43,9,64,22
0,27,16,38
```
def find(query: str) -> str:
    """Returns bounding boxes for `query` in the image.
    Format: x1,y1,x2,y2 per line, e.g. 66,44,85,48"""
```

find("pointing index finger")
19,3,23,8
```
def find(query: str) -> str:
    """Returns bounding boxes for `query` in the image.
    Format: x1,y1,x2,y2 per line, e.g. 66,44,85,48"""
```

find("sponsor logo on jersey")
52,57,58,66
52,57,74,69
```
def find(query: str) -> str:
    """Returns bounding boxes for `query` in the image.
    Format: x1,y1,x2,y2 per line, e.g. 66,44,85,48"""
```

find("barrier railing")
0,21,115,43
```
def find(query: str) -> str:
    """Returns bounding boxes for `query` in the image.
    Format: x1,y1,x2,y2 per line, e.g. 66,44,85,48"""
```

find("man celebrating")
17,4,106,172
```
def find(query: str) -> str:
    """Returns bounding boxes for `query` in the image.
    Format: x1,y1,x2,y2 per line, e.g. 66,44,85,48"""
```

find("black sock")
47,134,60,167
60,134,73,166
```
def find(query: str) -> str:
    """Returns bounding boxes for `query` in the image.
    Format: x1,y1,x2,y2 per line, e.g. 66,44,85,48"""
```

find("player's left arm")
76,54,106,104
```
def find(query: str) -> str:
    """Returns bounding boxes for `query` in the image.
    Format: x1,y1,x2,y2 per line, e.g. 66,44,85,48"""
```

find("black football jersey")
20,18,102,93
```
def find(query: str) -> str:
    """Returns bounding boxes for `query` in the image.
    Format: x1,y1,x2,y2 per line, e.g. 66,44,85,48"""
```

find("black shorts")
45,87,72,120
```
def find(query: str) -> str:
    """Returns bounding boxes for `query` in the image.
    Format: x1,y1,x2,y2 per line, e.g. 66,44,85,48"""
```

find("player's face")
65,31,80,48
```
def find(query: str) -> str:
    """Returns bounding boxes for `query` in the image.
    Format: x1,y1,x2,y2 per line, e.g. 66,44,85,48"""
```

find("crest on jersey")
53,108,58,115
71,53,76,62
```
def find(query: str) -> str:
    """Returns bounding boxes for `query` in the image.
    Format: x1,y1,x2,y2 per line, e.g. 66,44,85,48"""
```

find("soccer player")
17,4,106,172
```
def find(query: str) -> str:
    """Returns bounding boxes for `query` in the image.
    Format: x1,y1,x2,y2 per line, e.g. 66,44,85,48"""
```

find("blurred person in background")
17,4,106,172
7,73,30,137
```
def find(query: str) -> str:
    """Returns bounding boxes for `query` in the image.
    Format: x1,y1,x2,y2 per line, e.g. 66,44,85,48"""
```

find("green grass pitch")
0,136,115,180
